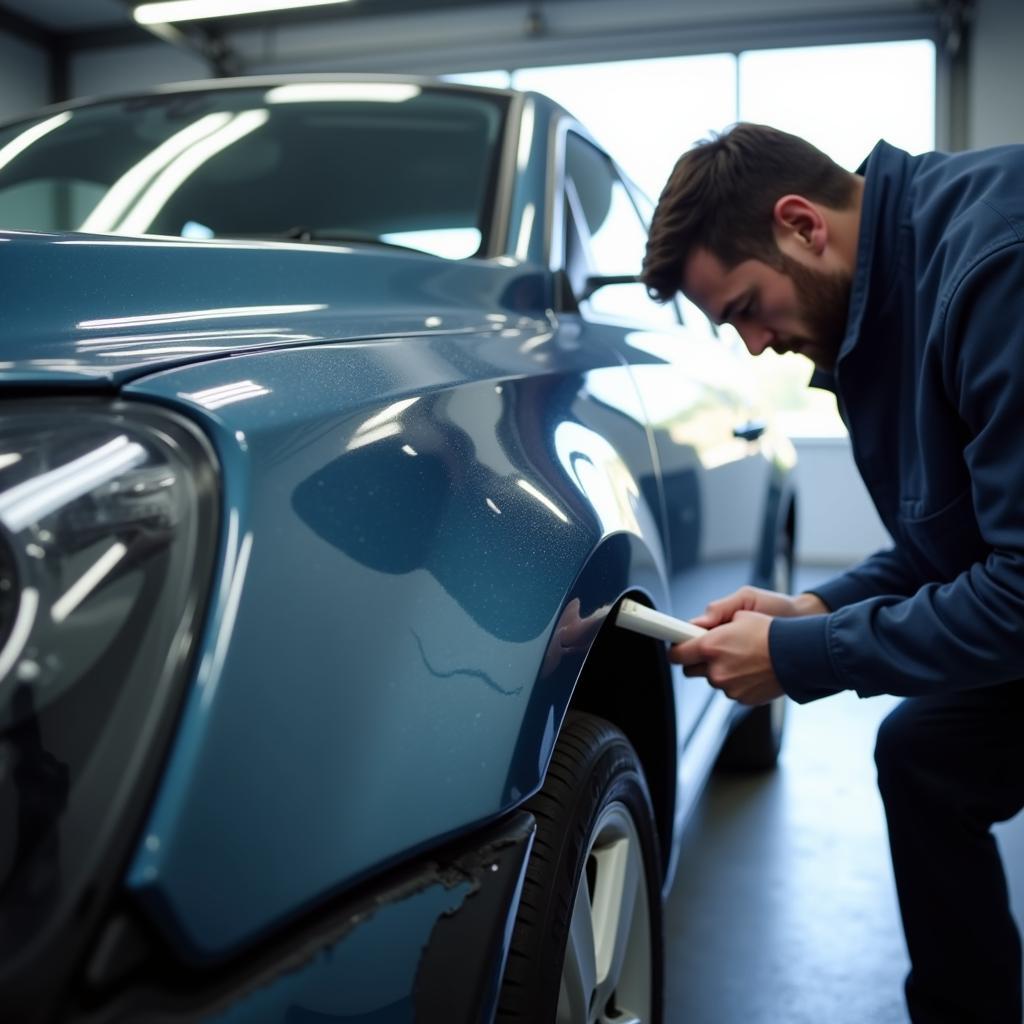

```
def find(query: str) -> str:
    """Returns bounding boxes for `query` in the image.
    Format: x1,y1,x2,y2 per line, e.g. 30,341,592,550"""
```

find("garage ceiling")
0,0,957,116
0,0,956,38
3,0,129,31
0,0,965,151
0,0,519,37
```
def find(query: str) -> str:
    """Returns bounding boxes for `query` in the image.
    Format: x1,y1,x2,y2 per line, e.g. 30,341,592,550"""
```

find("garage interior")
1,1,1022,1021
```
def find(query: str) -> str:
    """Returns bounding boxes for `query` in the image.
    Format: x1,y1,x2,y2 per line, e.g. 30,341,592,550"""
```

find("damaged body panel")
68,815,534,1023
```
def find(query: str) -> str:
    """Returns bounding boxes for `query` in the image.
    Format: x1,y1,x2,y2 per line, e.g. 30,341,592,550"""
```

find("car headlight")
0,400,219,1012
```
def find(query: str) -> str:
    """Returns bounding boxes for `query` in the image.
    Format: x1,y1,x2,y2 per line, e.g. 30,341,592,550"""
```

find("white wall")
791,438,890,566
0,31,49,121
968,0,1024,147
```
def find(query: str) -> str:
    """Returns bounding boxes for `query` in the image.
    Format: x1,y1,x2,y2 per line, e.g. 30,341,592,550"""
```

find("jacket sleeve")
771,244,1024,703
808,544,924,612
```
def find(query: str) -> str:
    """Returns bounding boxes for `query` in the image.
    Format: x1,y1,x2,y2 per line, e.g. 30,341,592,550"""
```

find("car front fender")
119,326,670,964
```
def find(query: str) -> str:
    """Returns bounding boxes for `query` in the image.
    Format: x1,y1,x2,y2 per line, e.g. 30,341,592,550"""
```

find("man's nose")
737,323,774,356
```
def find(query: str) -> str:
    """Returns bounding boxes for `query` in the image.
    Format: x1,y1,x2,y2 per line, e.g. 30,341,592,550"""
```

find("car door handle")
733,420,767,442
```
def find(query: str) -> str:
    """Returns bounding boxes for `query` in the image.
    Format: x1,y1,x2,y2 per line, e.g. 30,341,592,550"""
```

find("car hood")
0,230,551,388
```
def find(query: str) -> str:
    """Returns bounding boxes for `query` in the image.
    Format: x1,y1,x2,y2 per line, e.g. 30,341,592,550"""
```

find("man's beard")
776,253,851,372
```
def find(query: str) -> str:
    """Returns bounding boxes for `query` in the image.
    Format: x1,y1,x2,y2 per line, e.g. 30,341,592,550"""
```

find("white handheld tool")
615,599,707,644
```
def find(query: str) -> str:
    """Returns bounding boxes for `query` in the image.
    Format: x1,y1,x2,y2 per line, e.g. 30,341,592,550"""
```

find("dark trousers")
874,681,1024,1023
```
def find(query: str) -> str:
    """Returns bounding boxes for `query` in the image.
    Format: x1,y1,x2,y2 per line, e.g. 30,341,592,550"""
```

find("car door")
558,129,771,740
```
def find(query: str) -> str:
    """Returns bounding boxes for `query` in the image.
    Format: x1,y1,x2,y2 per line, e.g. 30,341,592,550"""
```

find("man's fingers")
670,637,717,682
669,611,780,705
668,637,705,667
695,588,760,627
697,586,800,627
693,604,733,628
732,609,760,623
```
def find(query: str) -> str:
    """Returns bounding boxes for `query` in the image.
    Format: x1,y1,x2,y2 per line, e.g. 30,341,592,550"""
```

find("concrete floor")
663,566,1024,1023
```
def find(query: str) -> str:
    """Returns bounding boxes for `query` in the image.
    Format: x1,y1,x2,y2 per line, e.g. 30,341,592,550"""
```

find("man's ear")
772,194,827,255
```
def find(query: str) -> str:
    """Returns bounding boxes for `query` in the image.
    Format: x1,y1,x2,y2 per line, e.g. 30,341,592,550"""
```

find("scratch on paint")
411,629,523,696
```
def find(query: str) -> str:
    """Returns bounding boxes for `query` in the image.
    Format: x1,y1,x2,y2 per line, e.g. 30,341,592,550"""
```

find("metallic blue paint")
0,231,550,385
213,882,475,1024
121,309,666,958
0,77,797,1016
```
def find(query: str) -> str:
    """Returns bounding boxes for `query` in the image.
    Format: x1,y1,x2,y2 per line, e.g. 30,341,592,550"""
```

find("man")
642,122,1024,1024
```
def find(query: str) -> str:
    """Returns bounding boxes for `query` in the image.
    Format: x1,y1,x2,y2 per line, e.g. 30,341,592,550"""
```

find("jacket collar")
836,140,914,374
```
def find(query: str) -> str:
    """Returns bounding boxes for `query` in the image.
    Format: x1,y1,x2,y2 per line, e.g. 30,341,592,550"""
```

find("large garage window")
449,38,936,436
737,40,935,436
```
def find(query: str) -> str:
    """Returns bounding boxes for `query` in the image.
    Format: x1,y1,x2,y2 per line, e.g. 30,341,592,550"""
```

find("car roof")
0,73,544,131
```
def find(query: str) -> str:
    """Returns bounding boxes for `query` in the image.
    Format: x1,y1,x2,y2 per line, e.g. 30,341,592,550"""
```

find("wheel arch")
567,591,676,884
498,527,677,881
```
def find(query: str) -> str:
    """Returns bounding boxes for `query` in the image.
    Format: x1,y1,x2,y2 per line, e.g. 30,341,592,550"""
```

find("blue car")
0,77,796,1023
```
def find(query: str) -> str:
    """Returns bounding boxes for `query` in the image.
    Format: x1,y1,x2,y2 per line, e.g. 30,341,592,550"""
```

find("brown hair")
642,122,857,302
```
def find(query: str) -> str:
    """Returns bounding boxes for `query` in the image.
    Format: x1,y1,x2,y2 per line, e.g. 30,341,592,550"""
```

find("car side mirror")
580,274,642,301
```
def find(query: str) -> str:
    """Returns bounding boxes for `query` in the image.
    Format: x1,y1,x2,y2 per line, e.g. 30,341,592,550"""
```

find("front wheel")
497,711,664,1024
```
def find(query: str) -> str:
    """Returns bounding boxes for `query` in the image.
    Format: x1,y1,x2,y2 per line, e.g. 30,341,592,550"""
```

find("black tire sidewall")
497,711,664,1023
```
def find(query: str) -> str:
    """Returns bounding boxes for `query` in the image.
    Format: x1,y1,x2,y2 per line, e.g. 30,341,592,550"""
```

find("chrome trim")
489,91,524,259
545,114,566,272
545,114,618,274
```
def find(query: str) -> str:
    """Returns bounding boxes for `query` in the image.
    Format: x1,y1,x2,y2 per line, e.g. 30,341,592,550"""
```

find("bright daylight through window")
450,39,936,438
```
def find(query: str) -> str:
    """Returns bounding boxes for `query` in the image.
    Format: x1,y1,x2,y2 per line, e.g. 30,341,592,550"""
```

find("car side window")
563,133,679,329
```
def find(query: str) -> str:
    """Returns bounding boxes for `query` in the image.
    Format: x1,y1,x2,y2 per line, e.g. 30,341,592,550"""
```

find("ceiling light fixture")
134,0,352,25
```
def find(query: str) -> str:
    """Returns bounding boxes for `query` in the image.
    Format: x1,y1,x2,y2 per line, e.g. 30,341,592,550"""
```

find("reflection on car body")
0,76,796,1023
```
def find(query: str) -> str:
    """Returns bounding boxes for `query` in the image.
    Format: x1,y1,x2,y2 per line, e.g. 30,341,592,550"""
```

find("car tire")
496,711,663,1024
714,520,794,772
713,693,788,771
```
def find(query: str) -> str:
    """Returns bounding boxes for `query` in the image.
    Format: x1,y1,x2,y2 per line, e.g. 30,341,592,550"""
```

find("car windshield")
0,82,508,259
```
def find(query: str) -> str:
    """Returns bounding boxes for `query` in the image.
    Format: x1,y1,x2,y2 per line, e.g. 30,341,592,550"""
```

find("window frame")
549,120,683,329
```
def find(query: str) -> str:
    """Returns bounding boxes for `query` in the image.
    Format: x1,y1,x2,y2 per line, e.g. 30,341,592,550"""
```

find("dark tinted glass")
564,134,678,327
0,84,507,259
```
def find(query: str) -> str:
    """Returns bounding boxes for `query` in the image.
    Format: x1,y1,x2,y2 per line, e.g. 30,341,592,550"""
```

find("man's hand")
692,585,828,629
669,610,783,705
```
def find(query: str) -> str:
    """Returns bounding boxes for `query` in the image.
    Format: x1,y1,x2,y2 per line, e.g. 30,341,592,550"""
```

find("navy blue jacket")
771,140,1024,702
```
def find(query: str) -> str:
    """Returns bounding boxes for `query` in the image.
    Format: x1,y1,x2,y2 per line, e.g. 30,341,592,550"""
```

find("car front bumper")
59,812,535,1024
